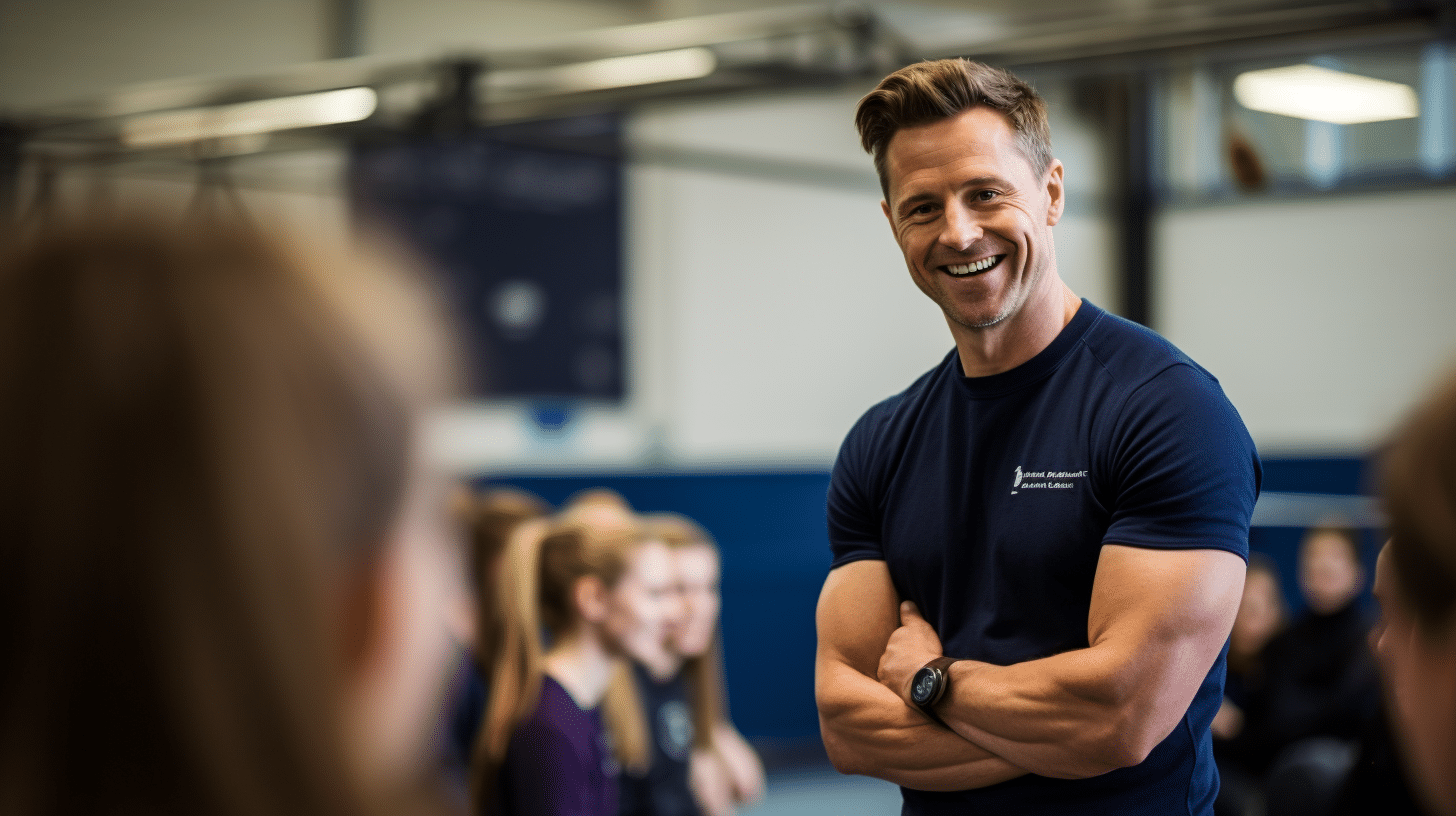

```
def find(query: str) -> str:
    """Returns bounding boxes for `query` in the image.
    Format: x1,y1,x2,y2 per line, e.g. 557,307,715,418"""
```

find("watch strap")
913,656,960,725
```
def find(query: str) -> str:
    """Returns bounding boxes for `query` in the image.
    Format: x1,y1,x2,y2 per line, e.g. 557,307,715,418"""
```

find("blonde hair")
462,487,550,802
476,508,652,811
640,513,728,750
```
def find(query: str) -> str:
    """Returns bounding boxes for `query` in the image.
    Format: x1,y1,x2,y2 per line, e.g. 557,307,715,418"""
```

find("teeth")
946,255,1001,275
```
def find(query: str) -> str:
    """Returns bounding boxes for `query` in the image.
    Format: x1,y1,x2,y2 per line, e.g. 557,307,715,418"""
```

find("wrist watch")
909,656,959,725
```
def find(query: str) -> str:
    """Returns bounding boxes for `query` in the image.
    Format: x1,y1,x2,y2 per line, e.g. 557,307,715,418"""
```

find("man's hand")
816,560,1026,790
878,601,944,706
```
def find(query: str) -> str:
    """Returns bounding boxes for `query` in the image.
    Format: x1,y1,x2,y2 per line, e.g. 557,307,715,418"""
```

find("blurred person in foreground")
1376,367,1456,816
815,57,1260,815
476,495,681,816
0,212,465,816
610,513,764,816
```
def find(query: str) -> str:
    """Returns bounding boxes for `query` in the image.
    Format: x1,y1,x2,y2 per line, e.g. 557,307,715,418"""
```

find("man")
1374,368,1456,816
815,58,1261,814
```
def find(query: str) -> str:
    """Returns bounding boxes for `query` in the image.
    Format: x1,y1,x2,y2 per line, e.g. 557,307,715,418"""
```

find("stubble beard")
941,256,1040,332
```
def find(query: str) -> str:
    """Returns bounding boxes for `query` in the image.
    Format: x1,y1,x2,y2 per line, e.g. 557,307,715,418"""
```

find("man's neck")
951,282,1081,378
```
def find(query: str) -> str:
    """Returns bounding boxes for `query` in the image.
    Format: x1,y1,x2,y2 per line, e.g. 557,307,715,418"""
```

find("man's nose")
938,202,982,251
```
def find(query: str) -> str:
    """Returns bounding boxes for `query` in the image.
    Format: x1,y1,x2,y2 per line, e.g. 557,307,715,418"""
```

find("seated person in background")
1376,366,1456,816
0,213,464,816
478,499,680,816
1240,525,1380,815
665,517,765,816
612,514,765,816
1212,553,1288,816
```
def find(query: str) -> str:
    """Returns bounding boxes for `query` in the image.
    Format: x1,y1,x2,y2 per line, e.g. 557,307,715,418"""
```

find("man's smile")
942,254,1006,277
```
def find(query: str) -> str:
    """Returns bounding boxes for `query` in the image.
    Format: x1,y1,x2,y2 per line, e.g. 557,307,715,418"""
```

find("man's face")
880,106,1064,334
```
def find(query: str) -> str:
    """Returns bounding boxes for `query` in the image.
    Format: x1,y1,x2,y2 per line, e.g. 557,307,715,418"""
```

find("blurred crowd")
1213,526,1414,816
0,208,1451,816
441,485,765,816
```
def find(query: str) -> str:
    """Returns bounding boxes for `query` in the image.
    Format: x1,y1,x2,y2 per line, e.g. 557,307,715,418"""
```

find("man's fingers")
900,600,923,623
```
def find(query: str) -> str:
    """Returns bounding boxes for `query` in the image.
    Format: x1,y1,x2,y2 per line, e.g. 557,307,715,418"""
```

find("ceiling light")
1233,64,1418,125
122,86,378,148
488,47,717,96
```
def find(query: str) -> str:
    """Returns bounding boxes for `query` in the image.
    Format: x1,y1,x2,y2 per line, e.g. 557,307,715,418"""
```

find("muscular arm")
815,559,1026,790
879,545,1245,780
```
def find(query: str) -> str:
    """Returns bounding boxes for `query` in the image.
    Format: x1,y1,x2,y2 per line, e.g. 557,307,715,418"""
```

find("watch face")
911,668,938,705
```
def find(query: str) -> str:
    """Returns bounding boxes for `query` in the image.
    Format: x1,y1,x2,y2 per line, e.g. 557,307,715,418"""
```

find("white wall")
1156,187,1456,454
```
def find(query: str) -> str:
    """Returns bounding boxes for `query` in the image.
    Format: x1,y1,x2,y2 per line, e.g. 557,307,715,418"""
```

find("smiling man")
814,59,1262,814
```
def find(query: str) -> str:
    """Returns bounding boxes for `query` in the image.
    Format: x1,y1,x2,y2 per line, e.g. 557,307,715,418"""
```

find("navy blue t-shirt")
827,300,1260,816
619,662,700,816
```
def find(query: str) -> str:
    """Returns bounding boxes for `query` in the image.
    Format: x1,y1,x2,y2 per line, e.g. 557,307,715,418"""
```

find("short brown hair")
855,58,1052,200
1382,367,1456,636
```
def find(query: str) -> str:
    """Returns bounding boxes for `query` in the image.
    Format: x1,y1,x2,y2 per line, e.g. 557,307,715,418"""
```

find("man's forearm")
933,651,1150,779
879,547,1245,780
818,657,1026,791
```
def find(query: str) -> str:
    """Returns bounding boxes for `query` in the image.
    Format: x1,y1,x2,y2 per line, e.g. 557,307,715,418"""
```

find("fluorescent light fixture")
1233,64,1418,125
489,47,717,96
122,86,378,148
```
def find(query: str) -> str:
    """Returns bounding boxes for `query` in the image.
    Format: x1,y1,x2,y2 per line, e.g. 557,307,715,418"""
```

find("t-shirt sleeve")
1102,364,1261,560
827,408,887,569
504,719,595,816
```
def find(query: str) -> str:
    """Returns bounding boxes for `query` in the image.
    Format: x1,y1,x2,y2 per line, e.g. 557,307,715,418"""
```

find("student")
1376,366,1456,816
442,488,551,804
1211,553,1288,816
479,501,680,816
0,213,464,816
616,514,764,816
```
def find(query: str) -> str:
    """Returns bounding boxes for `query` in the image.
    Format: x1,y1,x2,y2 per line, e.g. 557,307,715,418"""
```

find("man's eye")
975,190,998,202
912,204,934,215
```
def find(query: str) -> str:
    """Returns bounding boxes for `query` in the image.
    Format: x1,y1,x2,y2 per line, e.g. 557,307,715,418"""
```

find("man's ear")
574,575,610,624
1045,159,1065,227
881,199,895,231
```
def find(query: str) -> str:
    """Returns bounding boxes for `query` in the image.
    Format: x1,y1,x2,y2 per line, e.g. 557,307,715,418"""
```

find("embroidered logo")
1011,466,1088,495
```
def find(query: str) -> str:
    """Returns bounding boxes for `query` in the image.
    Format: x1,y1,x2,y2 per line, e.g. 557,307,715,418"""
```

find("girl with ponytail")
476,496,681,816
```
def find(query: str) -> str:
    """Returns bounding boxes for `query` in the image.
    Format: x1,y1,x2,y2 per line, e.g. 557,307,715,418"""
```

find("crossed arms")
814,545,1245,789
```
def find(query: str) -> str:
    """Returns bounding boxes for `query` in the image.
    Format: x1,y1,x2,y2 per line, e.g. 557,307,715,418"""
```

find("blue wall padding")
1248,456,1381,618
480,457,1379,742
1258,456,1369,496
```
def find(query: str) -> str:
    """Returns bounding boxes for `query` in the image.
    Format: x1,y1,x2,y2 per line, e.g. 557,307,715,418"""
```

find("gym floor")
742,764,902,816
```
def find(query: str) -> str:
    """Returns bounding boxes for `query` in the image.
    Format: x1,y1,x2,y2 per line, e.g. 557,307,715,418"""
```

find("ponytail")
472,518,550,815
474,510,655,810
